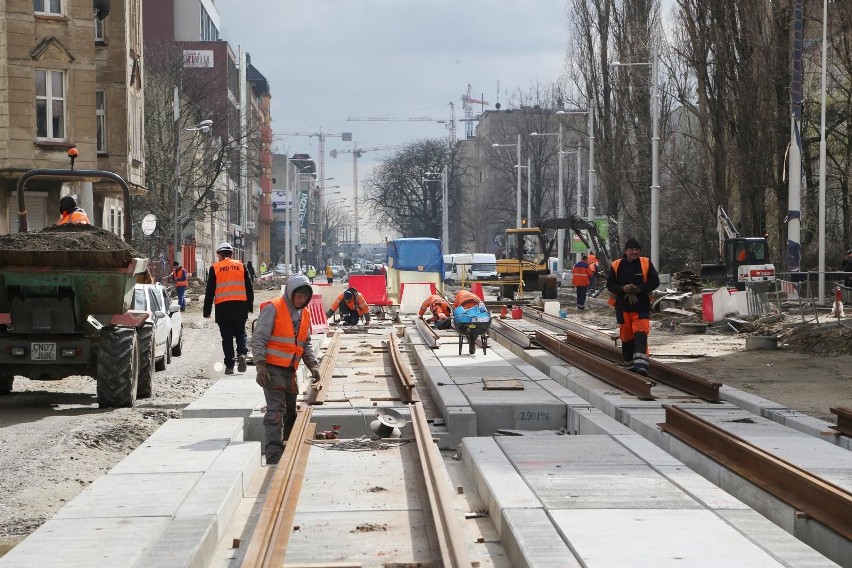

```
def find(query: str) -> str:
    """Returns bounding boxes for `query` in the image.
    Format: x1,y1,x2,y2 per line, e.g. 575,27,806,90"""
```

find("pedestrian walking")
307,265,316,283
251,274,321,465
325,265,333,284
168,261,189,311
203,242,254,375
606,237,660,376
246,260,257,282
572,254,593,310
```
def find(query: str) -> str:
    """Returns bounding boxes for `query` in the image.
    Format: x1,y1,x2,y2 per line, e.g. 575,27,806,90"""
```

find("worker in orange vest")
203,242,254,375
169,261,189,311
56,195,90,225
572,254,594,310
453,289,482,310
606,237,660,376
587,252,600,291
327,287,370,325
418,294,452,329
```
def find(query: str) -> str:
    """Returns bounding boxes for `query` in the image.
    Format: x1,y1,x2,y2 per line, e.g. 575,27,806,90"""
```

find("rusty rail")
305,330,341,405
388,332,473,567
534,330,655,400
490,317,534,349
414,316,440,349
240,406,316,568
660,405,852,540
830,406,852,437
388,331,419,403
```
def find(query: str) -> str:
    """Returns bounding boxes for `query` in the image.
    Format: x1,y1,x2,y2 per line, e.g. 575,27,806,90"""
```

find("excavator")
497,216,612,299
699,206,775,290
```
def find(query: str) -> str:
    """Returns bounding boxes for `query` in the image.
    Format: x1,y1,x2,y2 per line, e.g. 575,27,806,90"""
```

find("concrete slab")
54,472,202,519
720,385,789,416
182,378,264,419
207,441,261,495
0,517,170,568
654,465,750,510
612,434,683,466
176,470,243,542
145,417,246,445
107,440,230,475
500,508,580,568
551,509,786,567
134,515,219,568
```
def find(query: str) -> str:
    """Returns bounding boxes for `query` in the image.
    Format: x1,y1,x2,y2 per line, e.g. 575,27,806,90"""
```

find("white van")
470,253,497,281
443,253,472,284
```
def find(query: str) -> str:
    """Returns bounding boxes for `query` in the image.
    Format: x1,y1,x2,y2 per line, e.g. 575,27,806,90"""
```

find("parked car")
131,283,182,372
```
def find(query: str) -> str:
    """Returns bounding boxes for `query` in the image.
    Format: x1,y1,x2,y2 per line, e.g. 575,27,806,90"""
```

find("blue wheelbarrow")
452,304,491,355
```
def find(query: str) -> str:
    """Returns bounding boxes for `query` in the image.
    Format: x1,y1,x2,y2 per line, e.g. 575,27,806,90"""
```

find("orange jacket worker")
56,195,90,225
326,287,370,326
453,289,481,310
419,294,451,329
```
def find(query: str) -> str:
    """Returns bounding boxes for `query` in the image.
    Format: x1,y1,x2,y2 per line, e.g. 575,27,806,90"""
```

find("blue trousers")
217,316,248,369
175,286,186,311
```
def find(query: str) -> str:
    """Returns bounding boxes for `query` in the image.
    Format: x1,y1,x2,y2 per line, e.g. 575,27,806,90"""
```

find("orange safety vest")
172,267,188,288
608,257,651,306
419,294,451,318
57,210,90,225
213,258,247,304
453,290,480,309
264,297,311,369
587,253,599,272
571,262,592,287
331,291,369,315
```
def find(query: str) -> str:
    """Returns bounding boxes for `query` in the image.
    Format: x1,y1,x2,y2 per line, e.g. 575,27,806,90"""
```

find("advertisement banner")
570,217,609,253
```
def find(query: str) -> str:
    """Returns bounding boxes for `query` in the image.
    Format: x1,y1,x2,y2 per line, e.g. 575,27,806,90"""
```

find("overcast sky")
215,0,569,242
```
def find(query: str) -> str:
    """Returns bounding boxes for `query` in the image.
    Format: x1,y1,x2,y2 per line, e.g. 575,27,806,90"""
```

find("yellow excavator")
497,216,611,299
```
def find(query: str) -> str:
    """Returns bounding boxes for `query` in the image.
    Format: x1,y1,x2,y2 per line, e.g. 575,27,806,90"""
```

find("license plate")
31,343,56,361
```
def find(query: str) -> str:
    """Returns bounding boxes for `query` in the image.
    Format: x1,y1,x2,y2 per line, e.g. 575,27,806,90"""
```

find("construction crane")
347,104,457,144
461,84,489,139
329,144,403,257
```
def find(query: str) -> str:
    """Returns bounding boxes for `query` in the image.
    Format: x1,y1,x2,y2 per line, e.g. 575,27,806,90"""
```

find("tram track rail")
831,406,852,437
661,405,852,541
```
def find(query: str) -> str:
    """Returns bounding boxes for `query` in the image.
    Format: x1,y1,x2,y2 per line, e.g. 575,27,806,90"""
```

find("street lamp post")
611,43,661,268
173,116,212,265
424,167,449,254
492,133,522,228
555,110,595,222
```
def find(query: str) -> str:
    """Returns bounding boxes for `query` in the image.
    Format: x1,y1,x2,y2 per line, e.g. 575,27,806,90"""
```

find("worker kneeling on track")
418,293,452,330
251,274,321,465
606,237,660,376
326,287,371,326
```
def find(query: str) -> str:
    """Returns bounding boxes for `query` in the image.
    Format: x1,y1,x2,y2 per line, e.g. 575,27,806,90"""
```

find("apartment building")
0,0,144,234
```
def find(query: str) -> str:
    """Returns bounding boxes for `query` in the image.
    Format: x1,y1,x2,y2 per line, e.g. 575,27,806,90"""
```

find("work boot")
632,332,650,376
621,340,635,371
224,367,235,375
237,354,247,373
265,454,280,466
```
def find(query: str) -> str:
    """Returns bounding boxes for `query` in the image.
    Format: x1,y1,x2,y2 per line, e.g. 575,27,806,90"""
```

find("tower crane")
347,103,457,144
329,144,403,256
461,84,489,139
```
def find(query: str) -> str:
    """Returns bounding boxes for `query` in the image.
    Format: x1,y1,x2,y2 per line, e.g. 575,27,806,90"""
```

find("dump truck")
0,168,155,407
497,216,611,299
699,206,775,290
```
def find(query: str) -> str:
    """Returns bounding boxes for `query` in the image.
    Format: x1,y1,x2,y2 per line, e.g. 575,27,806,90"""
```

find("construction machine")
0,168,154,407
497,216,611,299
699,206,775,290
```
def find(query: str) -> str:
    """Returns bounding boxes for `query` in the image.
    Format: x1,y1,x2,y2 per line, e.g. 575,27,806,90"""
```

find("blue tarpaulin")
386,238,443,273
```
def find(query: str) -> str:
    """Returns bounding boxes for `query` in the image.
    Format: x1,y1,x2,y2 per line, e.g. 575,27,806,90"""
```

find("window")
201,9,218,41
33,0,61,15
95,17,105,42
35,69,65,140
96,90,107,152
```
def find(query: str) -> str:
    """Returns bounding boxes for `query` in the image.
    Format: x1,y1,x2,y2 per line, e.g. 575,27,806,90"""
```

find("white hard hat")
217,242,234,253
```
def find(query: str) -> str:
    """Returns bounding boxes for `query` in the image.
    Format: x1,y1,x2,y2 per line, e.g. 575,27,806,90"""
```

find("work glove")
255,362,270,388
626,293,639,305
364,314,371,325
308,366,321,389
325,309,334,318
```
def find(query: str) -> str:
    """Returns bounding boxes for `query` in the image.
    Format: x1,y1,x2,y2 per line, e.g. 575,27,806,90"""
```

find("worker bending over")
606,237,660,376
57,195,90,225
326,287,370,325
418,294,452,329
251,275,321,465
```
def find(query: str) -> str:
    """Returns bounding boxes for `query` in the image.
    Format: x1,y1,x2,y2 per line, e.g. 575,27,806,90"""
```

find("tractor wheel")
136,325,155,399
0,375,13,395
96,327,138,408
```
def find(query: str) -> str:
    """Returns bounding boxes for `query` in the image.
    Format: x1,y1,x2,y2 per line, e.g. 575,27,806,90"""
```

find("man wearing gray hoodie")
251,274,321,464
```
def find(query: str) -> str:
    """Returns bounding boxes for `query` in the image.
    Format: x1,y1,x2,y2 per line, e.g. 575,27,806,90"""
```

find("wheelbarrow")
452,304,491,355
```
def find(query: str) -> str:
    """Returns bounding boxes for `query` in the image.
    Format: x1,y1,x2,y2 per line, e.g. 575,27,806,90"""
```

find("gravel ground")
0,288,220,550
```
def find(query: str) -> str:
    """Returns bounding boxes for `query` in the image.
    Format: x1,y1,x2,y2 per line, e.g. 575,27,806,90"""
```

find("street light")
424,167,449,254
174,118,212,265
492,133,522,228
611,43,661,268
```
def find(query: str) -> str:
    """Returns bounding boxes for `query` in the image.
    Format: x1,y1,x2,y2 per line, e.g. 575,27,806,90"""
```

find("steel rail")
521,308,720,401
414,316,440,349
388,331,419,403
240,406,316,568
830,406,852,437
660,405,852,540
305,330,341,405
534,330,656,400
490,317,534,349
521,305,616,342
388,333,473,567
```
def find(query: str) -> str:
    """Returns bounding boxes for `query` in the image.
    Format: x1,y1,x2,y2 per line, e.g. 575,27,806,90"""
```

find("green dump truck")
0,169,154,407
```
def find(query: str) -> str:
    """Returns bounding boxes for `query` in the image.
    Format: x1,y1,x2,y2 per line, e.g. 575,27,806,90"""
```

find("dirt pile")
0,224,144,256
779,324,852,356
